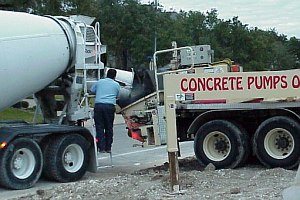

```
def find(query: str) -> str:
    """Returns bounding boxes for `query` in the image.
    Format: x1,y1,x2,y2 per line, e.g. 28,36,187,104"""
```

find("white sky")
142,0,300,38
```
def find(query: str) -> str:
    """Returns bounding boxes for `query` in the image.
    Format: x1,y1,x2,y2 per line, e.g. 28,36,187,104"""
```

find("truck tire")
253,116,300,169
42,134,89,182
0,138,43,189
194,120,249,169
40,136,52,180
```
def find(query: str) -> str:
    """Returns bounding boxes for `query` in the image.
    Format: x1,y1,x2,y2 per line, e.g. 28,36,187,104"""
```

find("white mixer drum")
0,11,75,111
105,67,134,100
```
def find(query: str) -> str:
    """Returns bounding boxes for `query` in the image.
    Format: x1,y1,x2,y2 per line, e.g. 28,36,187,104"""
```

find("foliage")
0,108,42,123
4,0,299,71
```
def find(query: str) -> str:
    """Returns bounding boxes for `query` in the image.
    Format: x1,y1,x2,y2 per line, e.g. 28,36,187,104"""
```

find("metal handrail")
95,22,101,80
152,46,194,105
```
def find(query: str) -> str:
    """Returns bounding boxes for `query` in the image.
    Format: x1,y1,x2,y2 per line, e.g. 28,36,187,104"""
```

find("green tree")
1,0,41,13
288,37,300,68
270,41,296,70
95,0,156,69
3,1,298,71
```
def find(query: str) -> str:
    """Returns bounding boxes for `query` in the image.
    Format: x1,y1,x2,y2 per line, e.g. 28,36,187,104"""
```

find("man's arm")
116,83,121,100
90,84,96,94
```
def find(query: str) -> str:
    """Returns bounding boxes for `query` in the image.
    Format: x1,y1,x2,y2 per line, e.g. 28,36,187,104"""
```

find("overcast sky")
142,0,300,39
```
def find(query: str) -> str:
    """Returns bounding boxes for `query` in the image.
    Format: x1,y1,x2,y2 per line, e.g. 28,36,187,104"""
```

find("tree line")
2,0,300,71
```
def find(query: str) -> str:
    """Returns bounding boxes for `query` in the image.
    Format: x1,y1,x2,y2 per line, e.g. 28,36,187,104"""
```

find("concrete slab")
283,185,300,200
282,165,300,200
114,114,125,125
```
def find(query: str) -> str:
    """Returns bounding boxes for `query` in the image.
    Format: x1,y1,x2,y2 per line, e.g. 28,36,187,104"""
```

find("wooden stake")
168,151,179,192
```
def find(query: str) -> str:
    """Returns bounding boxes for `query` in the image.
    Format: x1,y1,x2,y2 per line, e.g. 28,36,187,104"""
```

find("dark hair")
106,68,117,79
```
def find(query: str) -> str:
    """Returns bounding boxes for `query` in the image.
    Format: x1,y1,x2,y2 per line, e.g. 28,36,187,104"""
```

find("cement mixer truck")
0,11,134,190
119,43,300,171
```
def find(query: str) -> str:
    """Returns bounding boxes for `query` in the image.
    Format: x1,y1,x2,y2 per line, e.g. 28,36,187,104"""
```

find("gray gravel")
8,157,297,200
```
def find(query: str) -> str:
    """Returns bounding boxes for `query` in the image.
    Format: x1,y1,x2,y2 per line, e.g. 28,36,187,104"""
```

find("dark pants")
94,103,116,151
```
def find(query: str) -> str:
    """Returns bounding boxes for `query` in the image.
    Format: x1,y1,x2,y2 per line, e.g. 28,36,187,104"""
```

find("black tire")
253,116,300,169
40,136,53,180
194,120,249,169
0,138,43,189
43,134,89,182
232,122,250,167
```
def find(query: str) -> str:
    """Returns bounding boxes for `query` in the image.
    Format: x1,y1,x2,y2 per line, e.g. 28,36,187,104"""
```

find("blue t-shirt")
90,78,120,105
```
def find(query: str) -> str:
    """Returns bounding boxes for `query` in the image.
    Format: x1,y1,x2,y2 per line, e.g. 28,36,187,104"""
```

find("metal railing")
152,46,194,105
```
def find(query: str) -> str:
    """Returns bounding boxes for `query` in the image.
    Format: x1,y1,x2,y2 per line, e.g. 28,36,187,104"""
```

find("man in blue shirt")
90,68,120,153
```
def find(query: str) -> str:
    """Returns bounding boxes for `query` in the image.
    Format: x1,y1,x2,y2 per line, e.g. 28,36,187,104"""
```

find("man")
90,68,120,153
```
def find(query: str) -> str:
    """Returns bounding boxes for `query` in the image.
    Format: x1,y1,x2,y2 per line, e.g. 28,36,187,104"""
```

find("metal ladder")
67,21,105,124
74,22,113,168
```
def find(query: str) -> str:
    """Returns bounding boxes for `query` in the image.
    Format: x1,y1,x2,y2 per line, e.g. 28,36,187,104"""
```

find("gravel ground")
9,157,296,200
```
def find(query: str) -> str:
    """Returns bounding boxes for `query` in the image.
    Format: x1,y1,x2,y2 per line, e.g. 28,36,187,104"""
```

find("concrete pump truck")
119,42,300,171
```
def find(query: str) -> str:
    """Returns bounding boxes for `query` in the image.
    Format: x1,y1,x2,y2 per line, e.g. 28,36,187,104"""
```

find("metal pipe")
153,46,194,104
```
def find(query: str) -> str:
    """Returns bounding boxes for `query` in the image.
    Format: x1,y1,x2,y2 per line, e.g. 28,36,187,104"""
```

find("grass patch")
0,108,43,123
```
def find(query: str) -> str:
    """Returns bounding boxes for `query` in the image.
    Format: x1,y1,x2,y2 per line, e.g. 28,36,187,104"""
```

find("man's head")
106,68,117,80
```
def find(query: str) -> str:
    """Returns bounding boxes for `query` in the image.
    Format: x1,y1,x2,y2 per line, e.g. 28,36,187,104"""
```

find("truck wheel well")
188,108,300,137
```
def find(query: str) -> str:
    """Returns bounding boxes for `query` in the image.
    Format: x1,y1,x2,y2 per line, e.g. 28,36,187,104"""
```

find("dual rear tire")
0,134,89,190
0,138,42,190
194,116,300,169
253,116,300,169
42,134,89,182
194,120,249,169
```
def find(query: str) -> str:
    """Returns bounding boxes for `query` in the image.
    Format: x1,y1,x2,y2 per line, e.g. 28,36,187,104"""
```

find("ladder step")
86,80,98,86
76,63,103,70
86,80,98,83
87,94,95,98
